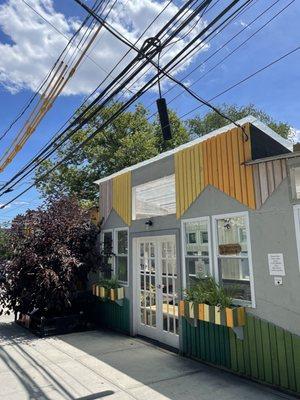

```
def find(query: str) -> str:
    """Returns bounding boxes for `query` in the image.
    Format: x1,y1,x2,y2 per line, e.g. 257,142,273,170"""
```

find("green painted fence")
91,298,130,334
181,314,300,394
182,317,231,369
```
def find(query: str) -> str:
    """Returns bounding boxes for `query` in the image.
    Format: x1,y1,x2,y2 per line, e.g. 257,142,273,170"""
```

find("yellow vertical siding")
112,172,132,225
175,124,256,218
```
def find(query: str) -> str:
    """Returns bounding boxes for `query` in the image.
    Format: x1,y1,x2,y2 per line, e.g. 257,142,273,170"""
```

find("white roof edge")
94,115,292,185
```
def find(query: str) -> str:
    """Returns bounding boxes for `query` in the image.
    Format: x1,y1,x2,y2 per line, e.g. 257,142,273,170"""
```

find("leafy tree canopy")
0,228,10,265
36,102,189,206
188,104,291,139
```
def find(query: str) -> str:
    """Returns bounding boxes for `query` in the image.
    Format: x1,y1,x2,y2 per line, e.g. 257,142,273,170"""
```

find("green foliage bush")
98,277,121,290
185,275,237,309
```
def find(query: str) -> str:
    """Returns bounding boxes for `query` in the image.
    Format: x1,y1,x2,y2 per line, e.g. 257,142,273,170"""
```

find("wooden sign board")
219,243,241,255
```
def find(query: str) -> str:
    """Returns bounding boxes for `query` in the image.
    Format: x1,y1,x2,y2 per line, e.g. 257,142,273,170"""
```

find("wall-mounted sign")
268,253,285,276
219,243,241,255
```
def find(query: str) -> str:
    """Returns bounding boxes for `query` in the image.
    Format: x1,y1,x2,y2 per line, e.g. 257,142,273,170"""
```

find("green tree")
36,102,188,205
0,228,11,265
188,104,291,139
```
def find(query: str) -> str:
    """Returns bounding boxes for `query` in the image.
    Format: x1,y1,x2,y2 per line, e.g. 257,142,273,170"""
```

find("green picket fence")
91,297,130,334
181,314,300,394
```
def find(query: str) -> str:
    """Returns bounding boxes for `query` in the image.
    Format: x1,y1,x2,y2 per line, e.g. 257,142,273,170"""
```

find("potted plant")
92,277,124,301
179,276,246,328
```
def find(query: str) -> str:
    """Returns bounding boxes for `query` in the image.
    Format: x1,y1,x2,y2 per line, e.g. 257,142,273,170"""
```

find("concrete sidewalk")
0,314,297,400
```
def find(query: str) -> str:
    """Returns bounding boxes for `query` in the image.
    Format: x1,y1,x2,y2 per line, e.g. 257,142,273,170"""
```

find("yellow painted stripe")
174,123,258,217
112,172,132,225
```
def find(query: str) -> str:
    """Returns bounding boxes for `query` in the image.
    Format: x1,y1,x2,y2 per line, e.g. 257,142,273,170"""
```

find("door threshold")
136,334,179,355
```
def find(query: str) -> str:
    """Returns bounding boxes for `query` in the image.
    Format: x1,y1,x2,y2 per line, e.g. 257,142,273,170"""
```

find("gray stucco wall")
183,182,300,335
94,154,300,336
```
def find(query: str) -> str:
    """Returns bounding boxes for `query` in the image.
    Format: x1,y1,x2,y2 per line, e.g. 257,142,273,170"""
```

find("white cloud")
0,0,208,97
290,127,300,143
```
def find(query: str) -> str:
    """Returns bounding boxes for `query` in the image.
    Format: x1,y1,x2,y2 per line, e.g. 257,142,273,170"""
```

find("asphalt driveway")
0,314,297,400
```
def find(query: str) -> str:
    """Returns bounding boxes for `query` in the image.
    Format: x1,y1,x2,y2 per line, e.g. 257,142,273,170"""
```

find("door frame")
293,204,300,272
132,234,179,348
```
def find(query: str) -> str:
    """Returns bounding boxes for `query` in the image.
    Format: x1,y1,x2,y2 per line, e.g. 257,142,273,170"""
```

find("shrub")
185,275,237,309
0,196,101,317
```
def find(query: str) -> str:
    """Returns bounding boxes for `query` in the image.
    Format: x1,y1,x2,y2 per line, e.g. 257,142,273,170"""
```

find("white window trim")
212,211,256,308
114,227,129,287
181,216,213,291
293,205,300,272
101,228,129,287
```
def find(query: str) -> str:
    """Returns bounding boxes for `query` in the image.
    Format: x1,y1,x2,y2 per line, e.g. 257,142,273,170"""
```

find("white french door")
135,235,179,348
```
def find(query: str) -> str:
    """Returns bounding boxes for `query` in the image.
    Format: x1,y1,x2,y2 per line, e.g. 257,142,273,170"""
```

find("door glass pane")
139,241,156,328
161,239,178,335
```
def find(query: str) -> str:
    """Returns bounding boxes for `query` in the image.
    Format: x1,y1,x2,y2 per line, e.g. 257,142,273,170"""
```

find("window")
102,230,113,278
101,229,129,285
293,205,300,272
182,218,211,288
214,213,254,305
132,175,176,220
115,229,128,284
290,166,300,200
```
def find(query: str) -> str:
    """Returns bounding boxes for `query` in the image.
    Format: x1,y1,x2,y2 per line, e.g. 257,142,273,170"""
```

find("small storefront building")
92,116,300,394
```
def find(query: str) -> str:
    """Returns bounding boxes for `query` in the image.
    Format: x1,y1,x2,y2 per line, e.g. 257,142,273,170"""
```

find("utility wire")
0,0,103,144
1,1,246,195
125,0,255,110
0,0,113,172
0,0,178,194
146,0,293,119
0,0,224,188
2,42,299,210
0,0,251,203
180,45,300,119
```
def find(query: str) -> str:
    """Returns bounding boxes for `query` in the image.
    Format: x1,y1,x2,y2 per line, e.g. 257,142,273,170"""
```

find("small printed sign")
268,253,286,276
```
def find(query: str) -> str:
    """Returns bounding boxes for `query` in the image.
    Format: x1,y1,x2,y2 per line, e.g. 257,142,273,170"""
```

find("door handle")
157,284,162,289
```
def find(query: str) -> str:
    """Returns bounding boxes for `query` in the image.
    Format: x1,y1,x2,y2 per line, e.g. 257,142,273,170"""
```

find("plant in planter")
179,275,246,328
92,277,124,301
0,196,101,335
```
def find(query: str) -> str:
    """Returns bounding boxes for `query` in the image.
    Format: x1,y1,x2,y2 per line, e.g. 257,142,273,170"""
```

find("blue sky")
0,0,299,224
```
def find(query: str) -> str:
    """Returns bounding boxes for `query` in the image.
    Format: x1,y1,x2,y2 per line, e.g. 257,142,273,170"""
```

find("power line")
154,0,296,115
126,0,256,113
0,0,177,194
0,0,113,172
1,0,211,189
0,0,104,144
2,42,299,210
180,45,300,119
0,0,242,204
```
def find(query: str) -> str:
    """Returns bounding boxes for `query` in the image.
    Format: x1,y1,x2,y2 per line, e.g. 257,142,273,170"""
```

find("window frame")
114,227,129,286
101,228,129,286
132,174,176,221
293,205,300,272
181,216,213,290
212,211,255,308
289,164,300,203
